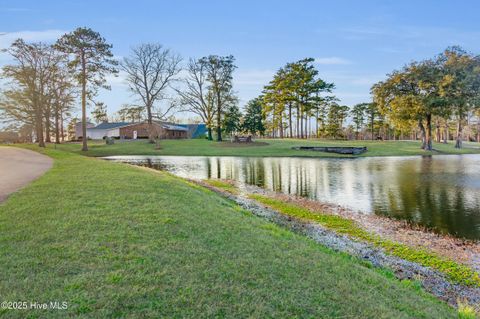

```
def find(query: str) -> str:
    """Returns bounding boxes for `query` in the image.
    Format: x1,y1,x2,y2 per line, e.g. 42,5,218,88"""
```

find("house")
103,121,188,139
75,121,196,140
86,122,129,139
75,122,95,140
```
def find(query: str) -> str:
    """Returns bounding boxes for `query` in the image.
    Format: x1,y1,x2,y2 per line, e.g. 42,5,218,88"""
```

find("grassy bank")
248,193,480,287
48,138,480,158
0,147,456,318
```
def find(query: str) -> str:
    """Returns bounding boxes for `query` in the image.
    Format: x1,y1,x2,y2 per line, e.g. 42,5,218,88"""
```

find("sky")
2,0,480,121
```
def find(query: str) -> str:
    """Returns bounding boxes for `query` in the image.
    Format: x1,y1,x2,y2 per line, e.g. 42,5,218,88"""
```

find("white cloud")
315,57,352,65
0,29,68,65
0,29,66,48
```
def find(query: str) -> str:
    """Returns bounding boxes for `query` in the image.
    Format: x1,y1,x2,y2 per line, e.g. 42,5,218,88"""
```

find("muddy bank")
196,180,480,307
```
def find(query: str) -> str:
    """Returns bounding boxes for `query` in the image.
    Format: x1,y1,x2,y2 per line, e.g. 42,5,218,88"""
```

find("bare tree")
49,62,76,143
1,40,63,147
176,58,216,140
121,43,181,131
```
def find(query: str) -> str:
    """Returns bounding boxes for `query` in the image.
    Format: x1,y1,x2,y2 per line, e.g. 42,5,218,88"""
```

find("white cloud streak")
0,29,66,48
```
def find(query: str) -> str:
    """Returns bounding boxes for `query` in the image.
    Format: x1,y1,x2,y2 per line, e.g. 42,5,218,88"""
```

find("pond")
104,154,480,240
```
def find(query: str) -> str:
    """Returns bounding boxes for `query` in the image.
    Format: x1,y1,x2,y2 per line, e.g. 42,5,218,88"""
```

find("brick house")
105,122,188,139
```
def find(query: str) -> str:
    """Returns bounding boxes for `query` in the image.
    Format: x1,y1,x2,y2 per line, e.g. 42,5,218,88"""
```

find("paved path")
0,147,53,203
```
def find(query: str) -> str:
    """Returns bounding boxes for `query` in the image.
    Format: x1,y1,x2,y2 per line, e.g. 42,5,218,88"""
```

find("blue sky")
2,0,480,120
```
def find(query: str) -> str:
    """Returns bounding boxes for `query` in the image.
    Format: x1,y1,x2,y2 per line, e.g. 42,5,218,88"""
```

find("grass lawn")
0,146,456,318
49,138,480,158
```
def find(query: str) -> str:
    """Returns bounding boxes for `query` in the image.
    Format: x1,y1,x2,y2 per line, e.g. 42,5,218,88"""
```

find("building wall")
115,123,187,139
86,129,108,139
119,123,152,139
75,122,95,139
163,130,187,139
106,128,120,138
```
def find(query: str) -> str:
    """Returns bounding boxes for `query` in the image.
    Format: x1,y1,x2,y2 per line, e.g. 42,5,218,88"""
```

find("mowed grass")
249,194,480,287
0,147,456,318
48,138,480,158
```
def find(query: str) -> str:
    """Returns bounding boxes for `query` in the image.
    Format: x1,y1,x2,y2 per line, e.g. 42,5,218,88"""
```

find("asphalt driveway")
0,147,53,203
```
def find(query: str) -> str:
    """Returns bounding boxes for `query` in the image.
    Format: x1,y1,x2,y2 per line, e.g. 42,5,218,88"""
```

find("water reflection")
105,155,480,239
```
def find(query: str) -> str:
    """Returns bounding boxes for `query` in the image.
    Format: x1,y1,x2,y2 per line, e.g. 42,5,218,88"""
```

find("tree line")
0,27,240,149
372,47,480,149
1,27,480,150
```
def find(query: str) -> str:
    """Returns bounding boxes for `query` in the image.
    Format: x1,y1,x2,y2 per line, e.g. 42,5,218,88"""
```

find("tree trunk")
300,109,304,139
207,127,213,140
216,106,222,142
435,118,441,143
288,103,292,138
81,52,88,152
45,110,51,143
296,106,300,138
279,117,284,138
371,118,374,141
455,118,463,149
425,114,433,151
443,122,449,144
61,112,65,142
36,109,45,147
55,109,60,144
418,119,426,149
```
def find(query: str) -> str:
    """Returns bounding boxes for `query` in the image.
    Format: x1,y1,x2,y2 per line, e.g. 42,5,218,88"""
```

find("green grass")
47,138,480,158
203,179,239,195
249,194,480,287
0,146,456,318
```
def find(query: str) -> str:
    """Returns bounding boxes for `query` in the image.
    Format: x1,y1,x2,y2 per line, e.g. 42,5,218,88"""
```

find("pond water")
104,154,480,239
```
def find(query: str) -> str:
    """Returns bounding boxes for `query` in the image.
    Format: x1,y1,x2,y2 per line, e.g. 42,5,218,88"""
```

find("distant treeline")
1,27,479,150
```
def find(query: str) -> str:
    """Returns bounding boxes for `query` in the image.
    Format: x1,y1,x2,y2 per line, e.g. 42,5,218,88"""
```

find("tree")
116,104,144,122
1,40,64,147
325,103,348,139
55,27,118,151
67,117,79,141
290,58,334,139
49,63,76,143
223,103,242,136
260,58,334,138
199,55,236,141
351,103,367,139
373,60,447,150
91,102,108,124
243,97,265,136
121,43,182,139
437,47,480,148
365,102,380,141
177,58,216,140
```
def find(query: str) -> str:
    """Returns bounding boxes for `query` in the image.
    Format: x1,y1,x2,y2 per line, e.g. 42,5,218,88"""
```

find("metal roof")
93,122,130,130
161,124,188,131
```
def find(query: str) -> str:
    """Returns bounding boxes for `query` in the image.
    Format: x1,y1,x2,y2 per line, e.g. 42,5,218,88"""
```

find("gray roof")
161,124,188,131
93,122,130,130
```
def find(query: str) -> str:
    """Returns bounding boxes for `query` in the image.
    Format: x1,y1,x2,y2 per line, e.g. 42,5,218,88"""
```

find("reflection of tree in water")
270,160,283,192
371,157,480,239
123,155,480,240
244,158,265,187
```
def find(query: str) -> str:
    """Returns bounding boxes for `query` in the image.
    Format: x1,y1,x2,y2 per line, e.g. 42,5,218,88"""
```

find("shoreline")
244,185,480,272
196,179,480,307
